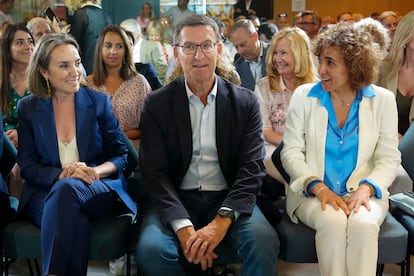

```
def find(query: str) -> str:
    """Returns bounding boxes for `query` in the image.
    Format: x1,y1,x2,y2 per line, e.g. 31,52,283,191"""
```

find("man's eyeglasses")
175,40,218,55
300,21,315,26
278,13,287,18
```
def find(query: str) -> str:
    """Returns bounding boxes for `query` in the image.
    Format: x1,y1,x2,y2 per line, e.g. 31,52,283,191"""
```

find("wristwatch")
217,209,236,222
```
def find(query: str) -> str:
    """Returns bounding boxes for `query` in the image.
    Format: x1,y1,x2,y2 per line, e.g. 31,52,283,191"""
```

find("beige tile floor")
7,256,414,275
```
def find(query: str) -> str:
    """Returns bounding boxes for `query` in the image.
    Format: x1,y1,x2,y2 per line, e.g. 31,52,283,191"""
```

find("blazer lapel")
35,98,60,166
172,78,193,169
74,88,94,161
356,97,372,168
215,78,230,167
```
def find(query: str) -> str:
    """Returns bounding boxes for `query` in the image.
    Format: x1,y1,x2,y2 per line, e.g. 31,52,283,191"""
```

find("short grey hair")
26,17,50,32
172,14,220,46
120,18,142,36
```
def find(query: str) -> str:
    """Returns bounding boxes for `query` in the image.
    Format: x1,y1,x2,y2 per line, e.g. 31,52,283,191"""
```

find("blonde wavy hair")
266,27,316,93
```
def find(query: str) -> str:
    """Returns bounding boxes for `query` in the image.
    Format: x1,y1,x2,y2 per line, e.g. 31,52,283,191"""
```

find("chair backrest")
0,135,17,180
121,132,138,179
271,141,290,183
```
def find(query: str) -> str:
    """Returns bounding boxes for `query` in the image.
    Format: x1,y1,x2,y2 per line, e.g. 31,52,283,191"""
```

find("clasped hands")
312,183,372,216
58,162,99,184
6,129,18,147
176,216,232,271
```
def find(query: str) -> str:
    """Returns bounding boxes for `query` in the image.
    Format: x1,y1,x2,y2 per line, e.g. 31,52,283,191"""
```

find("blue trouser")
25,178,116,276
136,190,279,276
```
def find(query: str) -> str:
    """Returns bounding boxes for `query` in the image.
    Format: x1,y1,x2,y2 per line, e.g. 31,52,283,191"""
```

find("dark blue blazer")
0,115,9,194
17,87,137,216
135,63,162,91
234,41,269,91
233,0,261,19
139,76,266,226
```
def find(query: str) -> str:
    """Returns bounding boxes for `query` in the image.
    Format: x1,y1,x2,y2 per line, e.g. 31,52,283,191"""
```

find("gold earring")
45,77,51,97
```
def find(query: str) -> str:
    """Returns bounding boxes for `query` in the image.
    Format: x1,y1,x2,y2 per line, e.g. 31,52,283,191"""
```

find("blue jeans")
399,124,414,182
136,190,279,276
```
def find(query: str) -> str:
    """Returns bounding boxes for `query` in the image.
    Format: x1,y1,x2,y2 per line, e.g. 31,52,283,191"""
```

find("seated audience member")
292,12,302,27
233,0,260,20
247,14,261,31
276,13,289,29
68,0,112,75
352,13,363,22
213,17,237,65
147,19,174,64
0,0,14,25
299,10,321,40
123,29,162,90
281,23,400,276
17,33,137,275
82,25,152,152
255,27,316,185
321,15,336,27
230,19,268,90
136,15,279,276
337,11,353,23
1,23,34,147
1,23,34,201
399,123,414,182
120,18,168,83
162,0,195,26
27,16,87,76
258,22,278,43
136,2,155,37
378,10,399,41
378,11,414,192
354,17,390,60
26,17,52,43
377,11,414,137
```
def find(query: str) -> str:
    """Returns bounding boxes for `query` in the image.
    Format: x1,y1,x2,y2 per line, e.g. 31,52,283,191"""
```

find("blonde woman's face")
148,31,161,42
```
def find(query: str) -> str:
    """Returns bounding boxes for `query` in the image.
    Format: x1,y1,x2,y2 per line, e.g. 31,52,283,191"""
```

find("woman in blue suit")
17,33,137,276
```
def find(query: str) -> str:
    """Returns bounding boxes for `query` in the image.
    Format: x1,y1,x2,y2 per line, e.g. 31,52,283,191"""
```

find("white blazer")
281,83,401,223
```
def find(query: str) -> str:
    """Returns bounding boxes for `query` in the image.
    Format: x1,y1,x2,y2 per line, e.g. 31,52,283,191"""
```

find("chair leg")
126,252,131,276
405,254,410,276
27,259,35,276
34,258,41,276
4,257,8,276
376,263,385,276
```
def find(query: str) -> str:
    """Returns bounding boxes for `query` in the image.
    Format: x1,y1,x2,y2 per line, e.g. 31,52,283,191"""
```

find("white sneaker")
109,254,137,275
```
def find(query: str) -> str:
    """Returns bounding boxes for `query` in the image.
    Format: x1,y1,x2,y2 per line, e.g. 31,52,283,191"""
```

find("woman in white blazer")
281,24,401,276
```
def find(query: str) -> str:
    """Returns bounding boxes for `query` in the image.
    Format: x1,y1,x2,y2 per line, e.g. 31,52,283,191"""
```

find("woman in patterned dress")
83,24,152,152
254,27,317,184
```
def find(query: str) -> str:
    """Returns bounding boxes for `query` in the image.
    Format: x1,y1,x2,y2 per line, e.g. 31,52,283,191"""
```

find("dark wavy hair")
312,23,381,92
0,23,34,114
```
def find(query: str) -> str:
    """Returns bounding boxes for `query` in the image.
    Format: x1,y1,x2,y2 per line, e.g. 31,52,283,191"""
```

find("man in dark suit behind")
136,15,279,276
230,19,268,91
233,0,261,20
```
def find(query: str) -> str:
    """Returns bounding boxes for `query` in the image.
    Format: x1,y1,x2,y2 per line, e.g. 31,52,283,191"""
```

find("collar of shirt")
185,75,218,103
307,82,375,104
133,39,143,63
279,75,292,93
80,2,102,8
